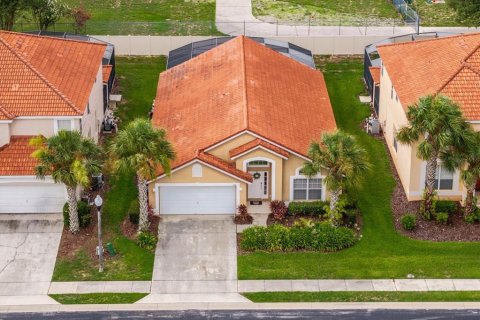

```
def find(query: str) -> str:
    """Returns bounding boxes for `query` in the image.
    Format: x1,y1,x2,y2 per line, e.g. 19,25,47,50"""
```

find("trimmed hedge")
435,200,457,214
240,223,357,252
288,201,328,216
63,201,92,229
400,214,416,231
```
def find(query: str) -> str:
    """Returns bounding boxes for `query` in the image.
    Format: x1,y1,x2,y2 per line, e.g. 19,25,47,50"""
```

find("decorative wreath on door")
253,172,261,179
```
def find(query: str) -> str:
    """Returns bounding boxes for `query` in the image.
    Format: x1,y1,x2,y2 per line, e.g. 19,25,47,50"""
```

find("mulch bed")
384,137,480,241
120,214,160,241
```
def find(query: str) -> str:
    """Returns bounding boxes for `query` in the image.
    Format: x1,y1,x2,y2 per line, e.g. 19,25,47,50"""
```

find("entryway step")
150,280,238,294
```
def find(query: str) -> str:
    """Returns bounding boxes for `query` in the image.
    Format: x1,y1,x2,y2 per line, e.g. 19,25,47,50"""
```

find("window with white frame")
393,126,398,152
192,163,203,177
247,160,269,167
56,119,72,132
434,164,454,190
293,177,322,200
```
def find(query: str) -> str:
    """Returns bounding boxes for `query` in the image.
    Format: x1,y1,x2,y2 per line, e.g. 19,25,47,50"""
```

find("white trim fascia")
289,167,326,202
0,120,13,124
154,182,241,214
231,145,289,160
467,120,480,124
16,116,82,120
151,159,252,184
0,176,55,184
203,131,248,153
202,129,311,162
242,156,276,201
246,130,311,162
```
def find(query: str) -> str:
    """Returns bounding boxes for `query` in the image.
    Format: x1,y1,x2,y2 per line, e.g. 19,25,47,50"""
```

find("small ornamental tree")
30,0,70,30
30,131,102,233
71,5,91,34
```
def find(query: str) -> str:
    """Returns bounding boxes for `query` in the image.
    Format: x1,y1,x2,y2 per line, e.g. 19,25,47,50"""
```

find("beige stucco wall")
148,162,247,212
208,132,256,160
379,67,463,201
0,123,10,147
10,119,55,137
81,65,105,143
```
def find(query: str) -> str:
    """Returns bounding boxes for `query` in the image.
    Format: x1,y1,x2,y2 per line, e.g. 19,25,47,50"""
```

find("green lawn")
237,57,480,280
412,1,466,27
245,291,480,302
50,293,147,304
15,0,219,35
252,0,401,24
52,57,166,281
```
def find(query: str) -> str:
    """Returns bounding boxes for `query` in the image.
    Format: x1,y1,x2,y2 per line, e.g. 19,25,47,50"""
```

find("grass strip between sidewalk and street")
244,291,480,302
49,293,147,304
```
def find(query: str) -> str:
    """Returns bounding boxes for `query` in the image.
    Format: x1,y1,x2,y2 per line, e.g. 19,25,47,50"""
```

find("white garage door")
0,183,66,213
159,185,236,214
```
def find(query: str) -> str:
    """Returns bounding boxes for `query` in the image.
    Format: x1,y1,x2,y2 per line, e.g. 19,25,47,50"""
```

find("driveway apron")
151,215,237,293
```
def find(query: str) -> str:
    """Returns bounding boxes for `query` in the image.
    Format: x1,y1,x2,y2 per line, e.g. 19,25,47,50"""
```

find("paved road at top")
2,309,480,320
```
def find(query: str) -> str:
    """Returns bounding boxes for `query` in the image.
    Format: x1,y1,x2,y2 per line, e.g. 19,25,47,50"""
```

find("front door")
248,171,268,199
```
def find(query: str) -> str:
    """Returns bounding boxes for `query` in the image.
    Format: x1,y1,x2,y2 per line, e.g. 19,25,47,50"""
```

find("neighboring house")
376,32,480,202
0,31,107,213
148,36,337,215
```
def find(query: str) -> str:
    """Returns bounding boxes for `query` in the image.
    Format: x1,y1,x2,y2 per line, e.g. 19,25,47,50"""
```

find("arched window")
192,163,203,177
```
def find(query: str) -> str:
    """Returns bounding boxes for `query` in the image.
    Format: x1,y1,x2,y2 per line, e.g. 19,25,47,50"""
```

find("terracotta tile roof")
377,33,480,119
229,138,289,159
153,36,336,175
369,66,381,85
197,151,253,182
0,31,106,117
0,136,37,175
102,65,112,83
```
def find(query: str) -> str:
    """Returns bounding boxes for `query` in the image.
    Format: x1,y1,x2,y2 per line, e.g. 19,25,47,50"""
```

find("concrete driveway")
0,214,63,296
151,215,238,294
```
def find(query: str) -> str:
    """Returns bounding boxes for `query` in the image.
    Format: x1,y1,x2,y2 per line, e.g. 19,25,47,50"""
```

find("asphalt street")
1,309,480,319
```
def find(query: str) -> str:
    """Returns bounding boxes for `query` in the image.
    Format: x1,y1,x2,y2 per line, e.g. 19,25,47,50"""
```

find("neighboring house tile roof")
0,136,37,176
102,65,112,83
0,31,106,118
377,33,480,119
369,66,381,85
229,138,289,159
197,152,253,182
153,36,336,177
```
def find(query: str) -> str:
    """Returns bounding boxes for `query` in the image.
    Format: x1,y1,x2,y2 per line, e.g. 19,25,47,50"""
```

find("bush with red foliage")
270,200,288,221
234,204,253,225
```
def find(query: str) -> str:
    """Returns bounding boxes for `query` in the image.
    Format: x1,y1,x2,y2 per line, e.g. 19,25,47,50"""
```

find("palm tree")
442,131,480,217
30,131,102,233
396,95,473,218
109,118,175,232
302,130,369,225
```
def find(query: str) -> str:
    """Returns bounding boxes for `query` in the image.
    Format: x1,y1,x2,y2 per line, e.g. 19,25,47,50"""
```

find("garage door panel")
0,184,66,213
159,185,236,215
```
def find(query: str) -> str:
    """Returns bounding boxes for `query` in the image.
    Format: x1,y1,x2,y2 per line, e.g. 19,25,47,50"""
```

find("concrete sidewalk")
215,0,476,37
48,279,480,295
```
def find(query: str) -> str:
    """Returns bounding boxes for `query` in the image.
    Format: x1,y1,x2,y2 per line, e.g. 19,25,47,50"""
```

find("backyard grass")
245,291,480,302
252,0,401,24
412,0,466,27
15,0,219,35
237,57,480,280
52,57,167,281
50,293,147,304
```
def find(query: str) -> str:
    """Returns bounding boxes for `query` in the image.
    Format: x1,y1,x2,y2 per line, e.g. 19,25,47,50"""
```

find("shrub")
400,214,416,231
234,204,253,224
240,222,356,252
435,212,449,225
270,200,288,221
128,200,140,225
465,208,480,224
435,200,457,214
63,201,92,229
136,231,157,251
288,201,328,216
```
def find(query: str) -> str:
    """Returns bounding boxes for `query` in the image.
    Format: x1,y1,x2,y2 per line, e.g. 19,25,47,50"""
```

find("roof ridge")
377,32,480,50
0,38,82,115
438,44,480,94
0,30,107,48
240,36,249,130
0,103,15,120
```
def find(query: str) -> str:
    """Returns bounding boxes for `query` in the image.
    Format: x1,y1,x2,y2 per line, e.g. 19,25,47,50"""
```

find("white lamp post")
94,195,104,273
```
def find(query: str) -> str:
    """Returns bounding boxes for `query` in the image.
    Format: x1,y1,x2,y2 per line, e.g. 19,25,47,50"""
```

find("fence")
12,19,414,37
391,0,420,32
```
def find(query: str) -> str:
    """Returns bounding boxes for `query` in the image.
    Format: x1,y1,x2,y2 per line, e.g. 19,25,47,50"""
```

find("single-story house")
0,31,107,213
148,36,337,215
376,32,480,202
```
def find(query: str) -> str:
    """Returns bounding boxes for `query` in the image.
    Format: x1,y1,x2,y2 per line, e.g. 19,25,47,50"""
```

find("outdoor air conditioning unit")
369,118,380,134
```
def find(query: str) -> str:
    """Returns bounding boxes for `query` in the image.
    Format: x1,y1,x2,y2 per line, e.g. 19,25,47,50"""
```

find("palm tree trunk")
66,185,79,233
423,155,438,218
329,188,341,226
465,181,476,217
137,174,150,232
